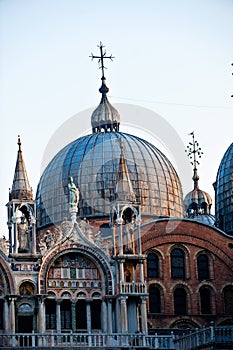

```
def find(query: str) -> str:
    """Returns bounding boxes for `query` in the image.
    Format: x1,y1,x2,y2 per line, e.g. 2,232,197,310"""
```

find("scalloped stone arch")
38,243,113,295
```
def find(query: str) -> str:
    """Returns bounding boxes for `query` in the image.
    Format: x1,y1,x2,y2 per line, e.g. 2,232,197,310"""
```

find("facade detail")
0,44,233,349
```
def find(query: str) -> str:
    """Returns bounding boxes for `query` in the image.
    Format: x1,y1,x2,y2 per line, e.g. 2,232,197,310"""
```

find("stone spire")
115,140,136,202
90,42,120,133
10,136,33,200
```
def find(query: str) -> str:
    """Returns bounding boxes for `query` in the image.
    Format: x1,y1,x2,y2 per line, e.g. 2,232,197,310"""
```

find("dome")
214,143,233,234
91,79,120,133
184,188,212,215
191,213,215,226
36,131,184,228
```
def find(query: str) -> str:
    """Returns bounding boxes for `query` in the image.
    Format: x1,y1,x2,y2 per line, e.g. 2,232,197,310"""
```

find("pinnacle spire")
10,136,33,201
115,139,136,202
185,131,203,189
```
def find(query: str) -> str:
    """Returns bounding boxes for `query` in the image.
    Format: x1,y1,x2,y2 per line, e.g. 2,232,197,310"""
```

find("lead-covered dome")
36,67,184,228
36,131,184,228
214,143,233,234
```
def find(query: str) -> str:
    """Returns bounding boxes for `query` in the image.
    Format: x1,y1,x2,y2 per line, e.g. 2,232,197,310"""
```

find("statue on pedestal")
17,216,30,253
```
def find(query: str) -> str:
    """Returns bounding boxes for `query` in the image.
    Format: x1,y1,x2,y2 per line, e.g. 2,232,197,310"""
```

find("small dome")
192,213,215,226
214,143,233,234
184,188,212,216
91,79,120,133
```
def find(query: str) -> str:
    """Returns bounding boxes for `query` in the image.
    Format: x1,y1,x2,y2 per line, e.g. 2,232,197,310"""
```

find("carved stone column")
71,300,76,332
86,300,92,333
56,299,61,333
31,216,36,255
140,297,148,334
107,299,113,334
101,299,107,333
37,295,46,333
120,297,128,333
4,298,9,332
8,296,17,333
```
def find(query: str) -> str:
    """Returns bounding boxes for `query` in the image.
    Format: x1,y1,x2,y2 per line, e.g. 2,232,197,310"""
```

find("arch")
61,291,72,299
17,302,34,314
147,251,160,278
38,244,114,296
195,250,214,280
19,281,35,296
197,253,210,280
149,284,162,313
199,285,213,314
171,248,186,279
173,286,187,315
170,318,200,329
76,291,88,299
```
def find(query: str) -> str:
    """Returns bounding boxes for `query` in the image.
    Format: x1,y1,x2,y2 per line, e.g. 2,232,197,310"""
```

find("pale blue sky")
0,0,232,235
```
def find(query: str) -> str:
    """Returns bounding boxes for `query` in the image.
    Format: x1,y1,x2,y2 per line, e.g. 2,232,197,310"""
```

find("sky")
0,0,232,236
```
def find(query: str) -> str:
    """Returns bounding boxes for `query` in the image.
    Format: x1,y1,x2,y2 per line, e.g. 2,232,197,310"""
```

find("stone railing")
174,325,233,350
0,332,175,349
119,282,147,294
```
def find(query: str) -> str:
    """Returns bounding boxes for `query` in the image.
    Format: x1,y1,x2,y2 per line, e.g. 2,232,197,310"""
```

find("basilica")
0,44,233,349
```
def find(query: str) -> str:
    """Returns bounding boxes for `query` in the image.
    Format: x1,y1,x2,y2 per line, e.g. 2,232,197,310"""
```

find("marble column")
9,297,16,333
56,299,61,333
140,297,148,334
120,297,128,333
107,300,113,334
4,299,9,332
38,296,45,333
86,300,92,333
101,299,107,333
31,216,36,255
71,301,76,332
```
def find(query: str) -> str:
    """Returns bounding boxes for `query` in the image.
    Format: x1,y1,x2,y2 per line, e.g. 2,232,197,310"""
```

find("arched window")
174,287,187,315
149,285,161,313
200,287,212,314
45,299,56,330
61,300,71,330
171,248,185,279
147,252,159,278
223,286,233,314
197,254,209,280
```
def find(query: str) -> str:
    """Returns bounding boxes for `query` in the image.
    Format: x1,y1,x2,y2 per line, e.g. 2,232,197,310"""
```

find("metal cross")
90,42,114,78
185,131,203,169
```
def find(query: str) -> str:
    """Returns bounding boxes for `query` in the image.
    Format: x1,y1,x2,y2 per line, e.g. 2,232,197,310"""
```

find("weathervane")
90,42,114,79
185,131,203,189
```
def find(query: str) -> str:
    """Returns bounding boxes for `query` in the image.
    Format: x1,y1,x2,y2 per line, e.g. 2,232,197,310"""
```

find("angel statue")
68,177,79,211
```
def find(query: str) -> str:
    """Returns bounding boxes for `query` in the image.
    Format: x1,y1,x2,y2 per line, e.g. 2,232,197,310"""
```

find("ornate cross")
185,131,203,169
90,42,114,79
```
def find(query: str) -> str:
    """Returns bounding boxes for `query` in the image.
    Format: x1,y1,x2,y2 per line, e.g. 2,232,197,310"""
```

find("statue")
68,177,79,210
17,216,30,252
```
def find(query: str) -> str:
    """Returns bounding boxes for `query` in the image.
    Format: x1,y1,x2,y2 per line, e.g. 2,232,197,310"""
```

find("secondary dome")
184,131,214,226
214,143,233,234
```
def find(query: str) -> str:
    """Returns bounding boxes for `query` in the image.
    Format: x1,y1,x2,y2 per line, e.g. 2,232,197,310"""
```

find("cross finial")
185,131,203,189
90,42,114,79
